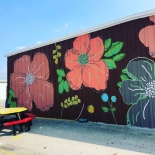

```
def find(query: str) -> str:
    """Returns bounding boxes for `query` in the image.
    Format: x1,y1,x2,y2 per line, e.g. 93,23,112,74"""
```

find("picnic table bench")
3,113,36,135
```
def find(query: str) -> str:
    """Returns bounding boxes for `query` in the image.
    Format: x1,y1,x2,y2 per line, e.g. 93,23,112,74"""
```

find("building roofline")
0,80,7,83
4,9,155,57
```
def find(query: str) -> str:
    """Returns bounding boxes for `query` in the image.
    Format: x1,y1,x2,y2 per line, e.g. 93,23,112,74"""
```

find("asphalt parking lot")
0,117,155,155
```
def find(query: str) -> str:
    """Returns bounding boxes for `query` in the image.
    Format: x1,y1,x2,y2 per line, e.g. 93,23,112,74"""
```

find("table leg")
17,113,21,120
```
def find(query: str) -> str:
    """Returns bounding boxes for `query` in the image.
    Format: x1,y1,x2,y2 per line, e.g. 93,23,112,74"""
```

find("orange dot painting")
65,34,109,91
10,53,54,111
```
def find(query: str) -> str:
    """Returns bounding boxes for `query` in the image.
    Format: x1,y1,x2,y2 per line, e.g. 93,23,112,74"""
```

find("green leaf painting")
59,80,64,94
56,69,65,77
122,68,127,73
64,81,70,92
103,59,116,69
138,94,147,101
102,39,125,70
120,74,129,81
112,107,116,112
127,72,139,81
101,106,109,113
117,82,122,87
104,42,123,57
113,53,125,61
57,68,70,94
8,95,12,104
10,102,16,107
7,89,16,108
58,76,62,83
104,38,111,51
9,89,15,97
117,68,132,88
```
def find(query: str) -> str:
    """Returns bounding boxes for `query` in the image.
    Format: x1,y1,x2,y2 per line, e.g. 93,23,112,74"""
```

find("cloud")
52,22,72,32
63,22,72,30
37,42,42,44
16,46,26,50
52,28,60,32
63,23,69,30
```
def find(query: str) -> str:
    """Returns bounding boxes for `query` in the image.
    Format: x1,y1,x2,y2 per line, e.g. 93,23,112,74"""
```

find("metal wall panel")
7,15,155,128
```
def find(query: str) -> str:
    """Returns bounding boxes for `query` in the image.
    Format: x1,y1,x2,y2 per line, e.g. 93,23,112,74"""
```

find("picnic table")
0,107,36,135
0,107,27,118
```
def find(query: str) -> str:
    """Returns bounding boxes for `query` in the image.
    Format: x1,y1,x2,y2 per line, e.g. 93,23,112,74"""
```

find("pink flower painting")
10,53,54,111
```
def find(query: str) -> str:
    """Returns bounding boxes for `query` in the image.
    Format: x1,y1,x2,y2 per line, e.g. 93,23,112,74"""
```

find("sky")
0,0,155,80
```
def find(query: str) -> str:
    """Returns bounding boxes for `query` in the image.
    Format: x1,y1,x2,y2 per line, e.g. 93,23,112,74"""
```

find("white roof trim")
5,9,155,57
0,80,7,83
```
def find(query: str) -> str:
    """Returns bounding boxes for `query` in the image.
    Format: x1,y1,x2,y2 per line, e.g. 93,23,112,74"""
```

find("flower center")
145,80,155,98
78,54,88,65
26,74,35,85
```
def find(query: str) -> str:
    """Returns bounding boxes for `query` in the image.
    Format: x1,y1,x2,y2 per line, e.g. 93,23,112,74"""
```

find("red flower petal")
73,34,90,54
66,66,83,90
65,49,79,70
88,37,104,61
10,73,26,98
18,87,33,111
31,53,50,80
83,61,109,91
30,80,54,111
139,25,155,58
150,15,155,23
14,55,31,74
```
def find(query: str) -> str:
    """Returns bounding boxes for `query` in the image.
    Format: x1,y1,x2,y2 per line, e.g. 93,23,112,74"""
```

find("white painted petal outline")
128,87,144,91
43,84,50,88
141,77,147,82
143,99,149,120
39,93,44,101
33,63,44,75
141,65,152,80
31,64,36,73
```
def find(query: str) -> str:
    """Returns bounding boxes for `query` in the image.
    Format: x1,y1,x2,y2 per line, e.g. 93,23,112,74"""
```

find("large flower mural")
120,57,155,128
65,34,109,91
10,53,54,111
139,15,155,58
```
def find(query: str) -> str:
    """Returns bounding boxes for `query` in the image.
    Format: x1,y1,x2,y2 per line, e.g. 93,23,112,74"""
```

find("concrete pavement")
0,117,155,155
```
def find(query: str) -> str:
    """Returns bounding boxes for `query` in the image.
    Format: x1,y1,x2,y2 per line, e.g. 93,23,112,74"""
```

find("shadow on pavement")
1,117,155,154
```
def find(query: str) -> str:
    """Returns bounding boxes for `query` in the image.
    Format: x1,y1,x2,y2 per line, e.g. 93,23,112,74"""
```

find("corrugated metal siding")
7,16,155,128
